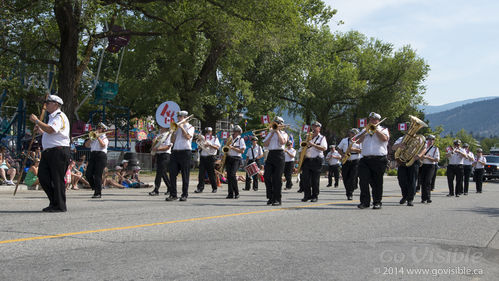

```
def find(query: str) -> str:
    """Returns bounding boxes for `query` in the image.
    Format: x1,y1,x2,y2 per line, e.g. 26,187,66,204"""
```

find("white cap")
233,125,242,132
311,121,322,127
369,112,381,119
205,127,213,131
98,122,108,130
115,165,123,170
178,110,188,117
46,95,63,105
274,116,284,124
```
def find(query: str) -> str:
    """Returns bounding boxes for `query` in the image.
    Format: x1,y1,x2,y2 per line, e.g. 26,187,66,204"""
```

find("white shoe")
6,180,14,185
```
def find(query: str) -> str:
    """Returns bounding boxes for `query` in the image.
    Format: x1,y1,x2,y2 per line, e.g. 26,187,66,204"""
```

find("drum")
244,162,260,177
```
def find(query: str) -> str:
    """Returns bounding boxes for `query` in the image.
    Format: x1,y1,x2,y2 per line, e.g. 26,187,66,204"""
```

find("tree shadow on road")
453,207,499,217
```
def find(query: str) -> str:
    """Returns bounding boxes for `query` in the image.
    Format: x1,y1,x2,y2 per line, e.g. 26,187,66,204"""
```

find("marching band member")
325,145,341,188
29,95,70,212
226,125,246,199
338,128,361,200
392,135,423,207
446,139,467,197
85,122,109,199
419,135,439,204
283,141,296,190
300,121,327,203
356,112,389,209
263,117,289,205
473,148,486,193
195,127,220,193
166,110,194,202
149,127,172,196
244,136,263,191
462,143,474,195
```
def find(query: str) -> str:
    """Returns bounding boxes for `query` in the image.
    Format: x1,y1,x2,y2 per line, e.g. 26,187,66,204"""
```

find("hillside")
426,97,499,137
419,96,498,114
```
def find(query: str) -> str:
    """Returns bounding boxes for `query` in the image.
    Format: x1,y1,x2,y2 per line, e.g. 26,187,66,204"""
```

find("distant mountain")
420,96,498,114
426,97,499,138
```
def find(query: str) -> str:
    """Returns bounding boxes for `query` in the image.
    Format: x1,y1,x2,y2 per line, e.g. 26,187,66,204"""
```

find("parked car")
483,155,499,181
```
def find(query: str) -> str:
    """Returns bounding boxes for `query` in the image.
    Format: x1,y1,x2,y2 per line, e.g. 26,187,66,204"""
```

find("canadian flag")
84,124,92,132
261,115,270,124
398,123,407,131
222,131,228,139
358,118,367,128
302,125,310,133
164,116,171,124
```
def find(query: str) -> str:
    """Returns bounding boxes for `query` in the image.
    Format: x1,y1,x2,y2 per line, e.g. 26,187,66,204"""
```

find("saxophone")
218,135,233,173
296,132,312,174
394,115,428,166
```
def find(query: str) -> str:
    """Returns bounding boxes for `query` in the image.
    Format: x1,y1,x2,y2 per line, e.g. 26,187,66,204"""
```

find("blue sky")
324,0,499,105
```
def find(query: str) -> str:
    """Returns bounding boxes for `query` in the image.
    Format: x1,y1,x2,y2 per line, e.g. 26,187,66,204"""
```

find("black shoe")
164,192,170,196
463,193,468,195
301,198,310,202
347,196,353,200
477,191,482,193
326,184,332,187
297,189,303,193
407,201,414,206
421,200,426,204
272,201,282,206
446,194,454,197
212,189,217,193
267,199,273,205
165,196,178,201
149,191,159,196
179,196,187,201
357,204,369,209
310,198,318,202
399,198,407,204
455,195,460,197
427,200,432,203
334,184,338,188
226,195,234,199
194,189,203,193
234,194,240,199
253,188,258,191
42,206,53,212
92,194,101,199
48,208,66,212
372,204,382,209
243,188,250,191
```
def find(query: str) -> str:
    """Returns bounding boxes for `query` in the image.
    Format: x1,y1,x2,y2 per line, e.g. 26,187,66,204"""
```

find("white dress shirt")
172,124,195,150
338,137,362,161
156,133,172,154
447,147,465,165
200,135,220,156
90,134,109,153
463,151,474,166
305,134,327,158
475,155,486,169
422,144,440,165
326,151,341,165
245,144,263,160
284,147,296,162
228,135,246,157
359,127,389,156
263,131,289,150
42,109,70,149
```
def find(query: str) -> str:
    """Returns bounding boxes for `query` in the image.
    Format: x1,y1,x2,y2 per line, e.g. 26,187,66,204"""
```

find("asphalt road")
1,176,498,281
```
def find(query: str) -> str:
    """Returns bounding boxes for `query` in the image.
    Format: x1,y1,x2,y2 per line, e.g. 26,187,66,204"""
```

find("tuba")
195,134,209,150
394,115,428,166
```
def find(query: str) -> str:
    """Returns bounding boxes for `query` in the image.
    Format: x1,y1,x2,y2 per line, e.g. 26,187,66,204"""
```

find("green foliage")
386,169,398,176
436,168,446,176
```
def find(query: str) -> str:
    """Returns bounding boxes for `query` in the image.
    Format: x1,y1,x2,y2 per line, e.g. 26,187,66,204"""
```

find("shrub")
437,168,446,176
386,169,398,176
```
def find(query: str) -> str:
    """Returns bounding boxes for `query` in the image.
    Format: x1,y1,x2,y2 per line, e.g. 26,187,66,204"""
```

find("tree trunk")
54,0,81,127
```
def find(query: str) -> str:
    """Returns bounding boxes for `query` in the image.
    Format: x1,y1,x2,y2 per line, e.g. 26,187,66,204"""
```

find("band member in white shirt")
29,95,70,212
283,141,296,190
85,122,109,198
446,139,467,197
356,112,389,209
244,136,263,191
473,148,486,193
166,110,195,202
226,125,246,199
195,127,220,193
325,145,341,188
263,117,289,206
462,143,474,195
338,128,362,200
300,121,327,203
419,135,439,203
149,127,172,196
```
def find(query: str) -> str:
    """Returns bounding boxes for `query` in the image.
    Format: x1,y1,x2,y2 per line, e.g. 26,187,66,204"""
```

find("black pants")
226,156,241,197
447,164,463,195
154,153,171,193
245,159,259,190
358,156,388,206
342,159,359,197
328,165,340,186
431,166,438,190
421,164,436,201
198,155,217,191
284,161,294,189
397,164,418,201
463,165,472,193
474,168,484,192
39,147,70,211
301,157,322,200
264,150,285,203
169,150,191,198
86,151,107,196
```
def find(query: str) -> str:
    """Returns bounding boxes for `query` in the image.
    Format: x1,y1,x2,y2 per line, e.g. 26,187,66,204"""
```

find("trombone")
71,129,114,140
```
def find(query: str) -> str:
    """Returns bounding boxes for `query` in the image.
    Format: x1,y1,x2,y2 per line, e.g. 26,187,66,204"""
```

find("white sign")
155,101,180,128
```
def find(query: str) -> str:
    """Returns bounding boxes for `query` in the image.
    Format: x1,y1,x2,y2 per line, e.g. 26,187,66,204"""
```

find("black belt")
44,146,69,152
448,164,462,167
173,149,191,152
362,155,385,159
269,150,283,152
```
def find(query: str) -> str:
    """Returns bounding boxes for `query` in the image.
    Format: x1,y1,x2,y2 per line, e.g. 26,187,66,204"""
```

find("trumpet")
366,117,386,135
270,121,289,130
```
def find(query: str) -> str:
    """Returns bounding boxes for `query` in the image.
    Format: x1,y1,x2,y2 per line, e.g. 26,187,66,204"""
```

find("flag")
358,118,367,128
289,134,294,146
302,124,310,133
84,124,92,131
222,131,228,139
164,116,171,124
261,115,269,124
398,123,407,131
